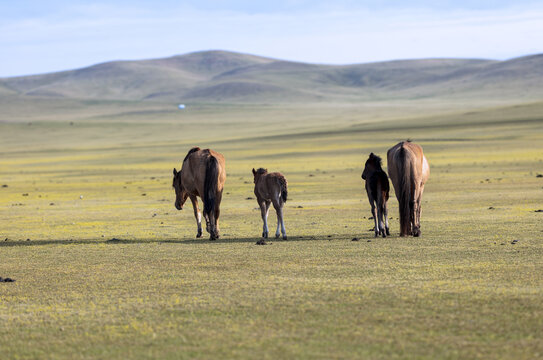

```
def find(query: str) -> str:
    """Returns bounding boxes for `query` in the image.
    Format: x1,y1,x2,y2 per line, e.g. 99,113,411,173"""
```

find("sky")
1,0,543,77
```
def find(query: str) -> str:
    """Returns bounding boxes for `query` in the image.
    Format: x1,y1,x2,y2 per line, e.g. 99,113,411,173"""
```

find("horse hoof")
386,229,390,236
414,230,421,237
262,232,268,239
275,233,280,238
196,233,202,238
282,236,287,240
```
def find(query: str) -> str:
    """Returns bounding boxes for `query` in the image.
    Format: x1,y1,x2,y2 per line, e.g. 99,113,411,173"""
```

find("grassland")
1,95,542,359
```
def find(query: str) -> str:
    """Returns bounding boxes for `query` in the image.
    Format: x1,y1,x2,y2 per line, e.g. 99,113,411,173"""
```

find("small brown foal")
252,168,288,242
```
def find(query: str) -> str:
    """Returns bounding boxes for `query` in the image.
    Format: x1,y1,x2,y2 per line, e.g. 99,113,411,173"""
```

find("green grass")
1,97,542,359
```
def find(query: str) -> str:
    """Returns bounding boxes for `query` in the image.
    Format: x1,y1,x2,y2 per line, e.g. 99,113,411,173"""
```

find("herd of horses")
172,141,429,242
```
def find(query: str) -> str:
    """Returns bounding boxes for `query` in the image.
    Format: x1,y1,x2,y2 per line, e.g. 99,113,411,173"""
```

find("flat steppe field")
1,97,542,359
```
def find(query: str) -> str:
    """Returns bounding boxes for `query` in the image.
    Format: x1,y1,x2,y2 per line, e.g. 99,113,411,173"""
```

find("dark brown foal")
362,153,390,238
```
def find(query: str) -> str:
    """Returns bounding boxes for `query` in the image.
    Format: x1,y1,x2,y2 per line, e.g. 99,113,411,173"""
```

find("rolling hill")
1,50,542,103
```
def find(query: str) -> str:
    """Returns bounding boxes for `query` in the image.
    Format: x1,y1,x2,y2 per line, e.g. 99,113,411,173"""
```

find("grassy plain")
1,96,542,359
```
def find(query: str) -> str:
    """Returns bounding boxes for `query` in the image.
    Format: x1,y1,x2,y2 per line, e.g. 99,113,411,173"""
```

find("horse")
387,140,430,237
172,147,226,240
361,153,390,238
252,168,288,243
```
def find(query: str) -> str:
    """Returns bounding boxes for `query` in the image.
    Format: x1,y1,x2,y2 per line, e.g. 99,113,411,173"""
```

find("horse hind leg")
371,202,379,237
409,174,425,237
408,199,416,236
207,212,218,240
275,214,281,239
383,198,390,236
273,198,287,240
413,184,425,237
412,202,421,237
280,206,287,240
213,206,221,239
377,201,386,238
261,200,270,239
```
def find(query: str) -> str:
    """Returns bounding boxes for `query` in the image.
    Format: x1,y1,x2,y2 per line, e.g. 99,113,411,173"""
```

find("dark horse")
361,153,390,237
387,141,430,237
252,168,288,243
172,147,226,240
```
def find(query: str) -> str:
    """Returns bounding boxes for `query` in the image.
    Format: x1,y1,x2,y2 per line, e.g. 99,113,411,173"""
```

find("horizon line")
4,49,542,79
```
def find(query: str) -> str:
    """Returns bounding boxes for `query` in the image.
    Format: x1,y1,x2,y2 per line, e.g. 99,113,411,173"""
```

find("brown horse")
172,147,226,240
387,140,430,237
361,153,390,238
252,168,288,242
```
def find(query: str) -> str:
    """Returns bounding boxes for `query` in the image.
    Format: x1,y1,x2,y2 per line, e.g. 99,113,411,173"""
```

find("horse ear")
252,168,256,175
173,168,177,176
370,152,374,157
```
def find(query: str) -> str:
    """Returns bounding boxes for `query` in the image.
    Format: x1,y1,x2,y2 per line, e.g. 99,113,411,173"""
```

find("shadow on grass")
0,234,366,247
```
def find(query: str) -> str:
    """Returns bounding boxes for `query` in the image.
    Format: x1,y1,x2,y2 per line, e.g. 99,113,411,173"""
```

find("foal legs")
377,202,387,238
383,202,390,236
190,196,202,238
260,200,271,238
273,199,287,240
371,202,379,237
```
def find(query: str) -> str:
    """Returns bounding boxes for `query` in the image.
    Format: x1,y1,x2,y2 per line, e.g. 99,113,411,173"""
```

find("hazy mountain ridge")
1,50,541,102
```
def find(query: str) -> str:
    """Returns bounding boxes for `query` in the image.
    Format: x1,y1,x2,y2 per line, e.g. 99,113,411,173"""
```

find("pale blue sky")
1,1,542,77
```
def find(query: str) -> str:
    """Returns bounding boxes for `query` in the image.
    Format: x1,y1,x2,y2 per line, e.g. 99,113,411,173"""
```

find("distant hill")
1,50,542,103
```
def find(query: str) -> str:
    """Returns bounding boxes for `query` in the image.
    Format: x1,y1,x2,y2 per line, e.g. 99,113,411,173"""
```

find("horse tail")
278,176,288,203
398,145,413,235
204,155,219,216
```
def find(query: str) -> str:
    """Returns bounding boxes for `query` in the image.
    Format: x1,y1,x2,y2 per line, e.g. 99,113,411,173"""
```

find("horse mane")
255,168,268,175
368,153,384,170
371,153,383,166
183,147,201,162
